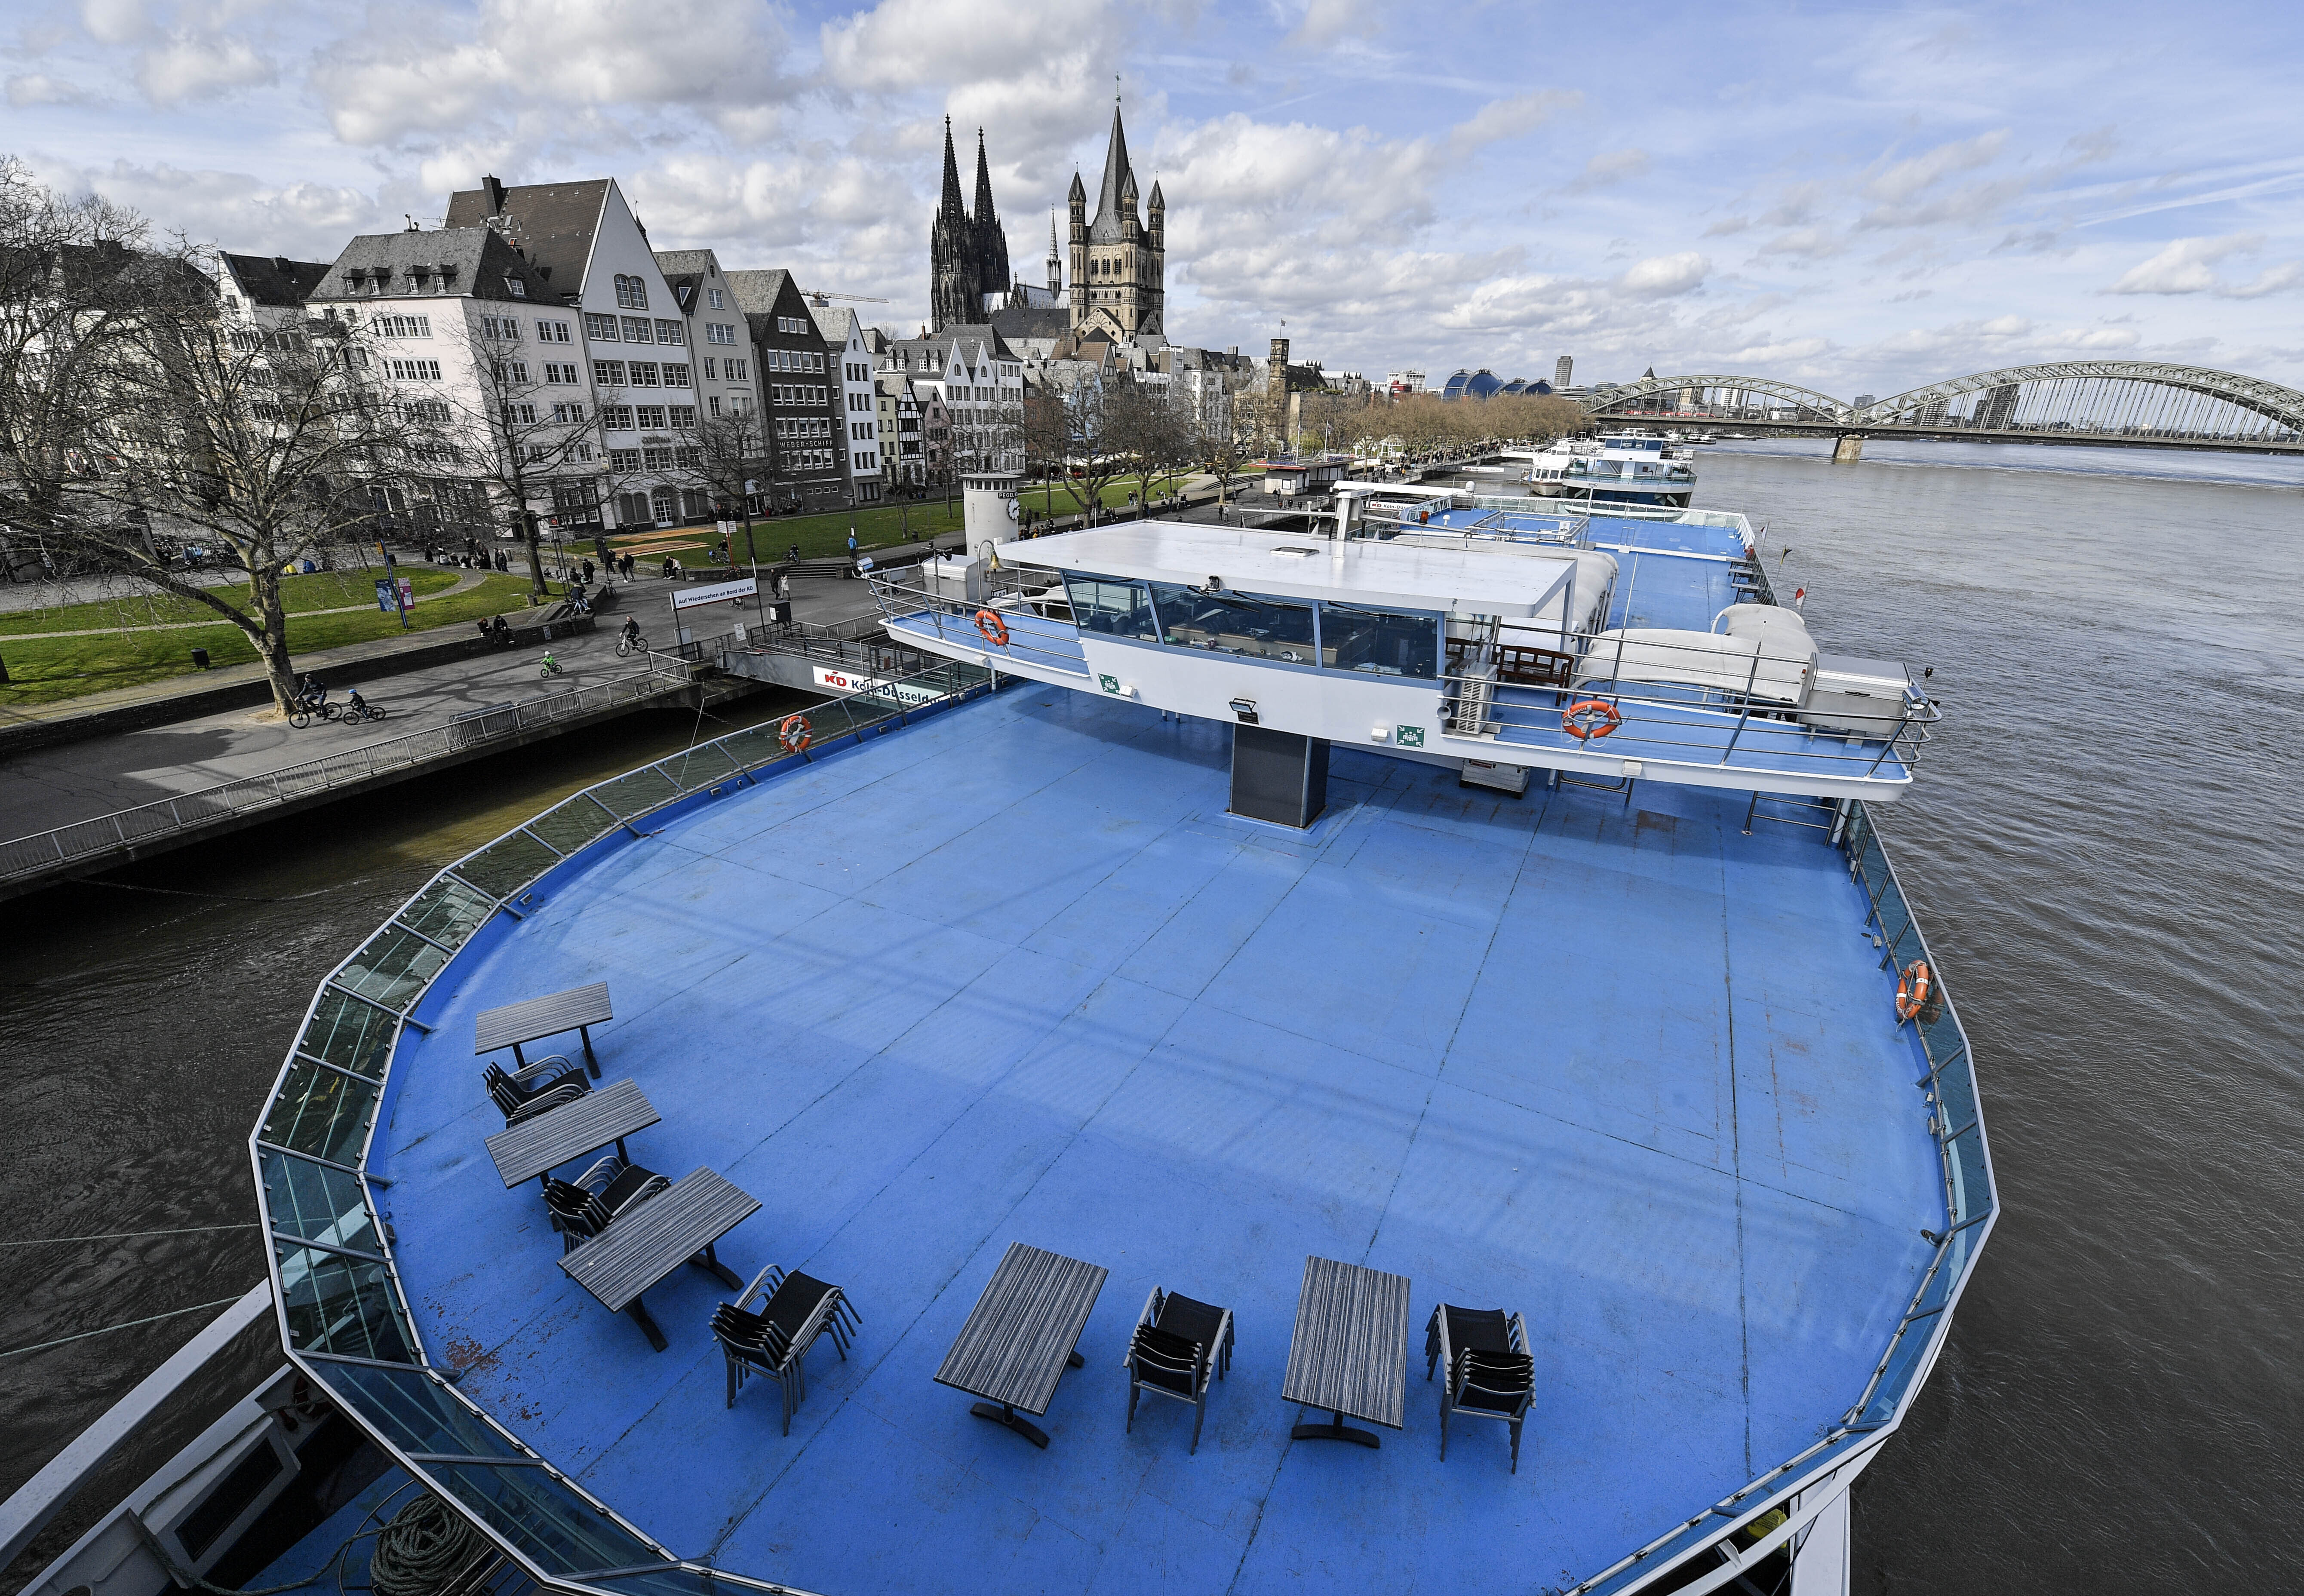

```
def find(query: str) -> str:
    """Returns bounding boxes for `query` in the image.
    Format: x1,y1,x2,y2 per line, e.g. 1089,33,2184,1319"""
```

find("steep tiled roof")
442,178,611,298
219,253,331,307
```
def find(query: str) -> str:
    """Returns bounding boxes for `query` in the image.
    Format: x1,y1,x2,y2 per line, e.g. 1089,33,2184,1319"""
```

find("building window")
507,360,529,384
538,319,571,343
584,313,618,342
653,319,684,346
726,359,747,379
482,314,521,341
708,396,722,417
669,405,696,428
602,405,635,431
701,357,717,380
610,448,642,472
635,405,668,429
628,362,660,387
662,362,690,387
552,402,585,423
387,357,442,380
619,316,652,344
731,394,753,414
707,287,725,309
651,486,677,519
506,276,528,298
614,274,648,310
593,360,626,386
505,401,538,424
707,322,735,345
375,314,431,338
543,362,577,384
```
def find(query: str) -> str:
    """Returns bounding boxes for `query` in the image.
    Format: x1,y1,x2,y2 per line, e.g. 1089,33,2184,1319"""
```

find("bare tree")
60,286,423,712
680,402,767,562
438,315,608,595
0,158,178,586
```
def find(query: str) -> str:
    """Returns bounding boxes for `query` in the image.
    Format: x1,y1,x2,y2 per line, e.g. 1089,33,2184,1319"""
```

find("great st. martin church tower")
1068,101,1163,339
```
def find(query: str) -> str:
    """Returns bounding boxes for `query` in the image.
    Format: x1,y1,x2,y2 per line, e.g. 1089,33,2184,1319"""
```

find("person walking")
621,552,634,580
581,558,595,586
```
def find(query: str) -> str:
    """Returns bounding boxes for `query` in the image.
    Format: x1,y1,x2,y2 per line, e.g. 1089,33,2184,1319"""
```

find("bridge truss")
1583,362,2304,447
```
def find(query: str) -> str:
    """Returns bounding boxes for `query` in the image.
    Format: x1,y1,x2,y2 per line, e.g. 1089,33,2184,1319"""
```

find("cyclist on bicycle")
620,616,642,649
347,689,368,718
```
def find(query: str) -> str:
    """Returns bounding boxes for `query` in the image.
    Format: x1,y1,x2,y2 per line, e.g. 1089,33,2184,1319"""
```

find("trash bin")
190,648,210,669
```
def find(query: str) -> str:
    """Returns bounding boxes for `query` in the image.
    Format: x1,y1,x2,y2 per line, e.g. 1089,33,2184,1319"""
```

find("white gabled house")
444,176,705,531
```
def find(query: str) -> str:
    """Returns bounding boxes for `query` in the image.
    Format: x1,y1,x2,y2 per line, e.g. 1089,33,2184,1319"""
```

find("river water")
3,444,2299,1590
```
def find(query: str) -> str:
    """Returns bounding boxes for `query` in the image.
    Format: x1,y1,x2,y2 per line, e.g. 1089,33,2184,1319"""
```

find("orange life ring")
1895,960,1932,1022
974,608,1010,648
778,713,812,754
1562,699,1623,741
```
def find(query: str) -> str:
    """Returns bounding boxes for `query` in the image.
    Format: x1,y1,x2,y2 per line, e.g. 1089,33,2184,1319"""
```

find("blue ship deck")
374,688,1940,1596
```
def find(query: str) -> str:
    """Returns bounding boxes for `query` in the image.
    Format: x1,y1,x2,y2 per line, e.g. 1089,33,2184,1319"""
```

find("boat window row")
1062,571,1439,678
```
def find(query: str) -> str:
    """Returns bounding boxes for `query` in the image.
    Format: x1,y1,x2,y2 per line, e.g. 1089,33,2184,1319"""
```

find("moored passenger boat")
11,491,1993,1596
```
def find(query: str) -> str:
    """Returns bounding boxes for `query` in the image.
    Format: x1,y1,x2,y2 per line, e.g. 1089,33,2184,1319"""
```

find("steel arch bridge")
1581,362,2304,452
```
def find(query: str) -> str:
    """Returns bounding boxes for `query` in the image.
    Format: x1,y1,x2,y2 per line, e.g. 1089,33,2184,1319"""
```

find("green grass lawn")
606,473,1201,568
0,567,555,708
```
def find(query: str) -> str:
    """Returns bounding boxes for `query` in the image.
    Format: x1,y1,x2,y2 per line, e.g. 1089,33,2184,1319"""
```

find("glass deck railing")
246,657,996,1596
1567,800,1996,1595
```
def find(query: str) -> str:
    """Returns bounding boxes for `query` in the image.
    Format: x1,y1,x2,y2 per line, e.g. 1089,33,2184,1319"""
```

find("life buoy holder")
974,608,1010,648
779,713,812,754
1562,699,1623,742
1895,960,1932,1022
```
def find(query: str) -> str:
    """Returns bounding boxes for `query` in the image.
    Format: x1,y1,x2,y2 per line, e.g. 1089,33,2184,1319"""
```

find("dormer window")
614,273,648,310
506,276,528,298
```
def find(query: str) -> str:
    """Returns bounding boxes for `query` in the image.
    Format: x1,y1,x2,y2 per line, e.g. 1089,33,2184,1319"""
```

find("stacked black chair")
483,1056,589,1126
1124,1288,1234,1454
540,1155,670,1253
713,1266,859,1434
1425,1303,1535,1472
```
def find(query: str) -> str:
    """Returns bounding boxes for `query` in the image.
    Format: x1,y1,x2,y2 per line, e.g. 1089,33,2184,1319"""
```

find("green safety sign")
1396,725,1426,748
1099,674,1122,694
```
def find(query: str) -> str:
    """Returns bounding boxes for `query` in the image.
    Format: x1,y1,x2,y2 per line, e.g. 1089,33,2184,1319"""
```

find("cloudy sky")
9,0,2302,398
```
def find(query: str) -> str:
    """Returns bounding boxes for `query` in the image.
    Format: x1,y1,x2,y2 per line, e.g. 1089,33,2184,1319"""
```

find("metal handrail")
868,570,1092,677
0,663,689,885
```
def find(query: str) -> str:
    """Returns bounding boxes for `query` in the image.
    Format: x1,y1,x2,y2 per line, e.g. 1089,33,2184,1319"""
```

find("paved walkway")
0,572,882,841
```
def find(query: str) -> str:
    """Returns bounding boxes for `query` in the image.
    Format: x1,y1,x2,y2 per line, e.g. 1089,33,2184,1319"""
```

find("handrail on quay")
242,655,994,1596
0,662,692,890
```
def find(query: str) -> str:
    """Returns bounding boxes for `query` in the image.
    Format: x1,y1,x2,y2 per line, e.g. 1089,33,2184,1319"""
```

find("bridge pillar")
1831,433,1865,463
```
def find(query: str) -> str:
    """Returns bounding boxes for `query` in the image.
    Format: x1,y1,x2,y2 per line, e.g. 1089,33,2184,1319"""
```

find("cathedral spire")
938,116,966,222
973,129,998,229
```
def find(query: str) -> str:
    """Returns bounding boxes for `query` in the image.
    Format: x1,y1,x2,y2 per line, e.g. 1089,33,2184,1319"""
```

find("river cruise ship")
11,498,1991,1596
1514,433,1700,509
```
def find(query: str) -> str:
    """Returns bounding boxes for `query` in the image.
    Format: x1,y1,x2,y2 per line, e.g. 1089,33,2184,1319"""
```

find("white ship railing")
241,657,996,1596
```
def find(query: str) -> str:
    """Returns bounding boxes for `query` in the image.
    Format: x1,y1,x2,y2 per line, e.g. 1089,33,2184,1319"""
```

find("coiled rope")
369,1491,497,1596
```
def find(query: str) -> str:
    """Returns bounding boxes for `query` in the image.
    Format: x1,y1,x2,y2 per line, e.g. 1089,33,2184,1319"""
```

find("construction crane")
803,290,890,306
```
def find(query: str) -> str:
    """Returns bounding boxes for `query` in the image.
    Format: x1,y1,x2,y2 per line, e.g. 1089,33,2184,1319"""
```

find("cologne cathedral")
928,104,1164,340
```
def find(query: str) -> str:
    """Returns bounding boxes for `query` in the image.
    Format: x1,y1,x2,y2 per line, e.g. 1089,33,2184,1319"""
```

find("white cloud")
1757,227,1844,259
1448,92,1579,157
1288,0,1380,49
2107,233,2303,298
1865,131,2007,205
1616,252,1708,298
79,0,149,48
136,31,276,104
1571,147,1650,191
7,74,106,107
